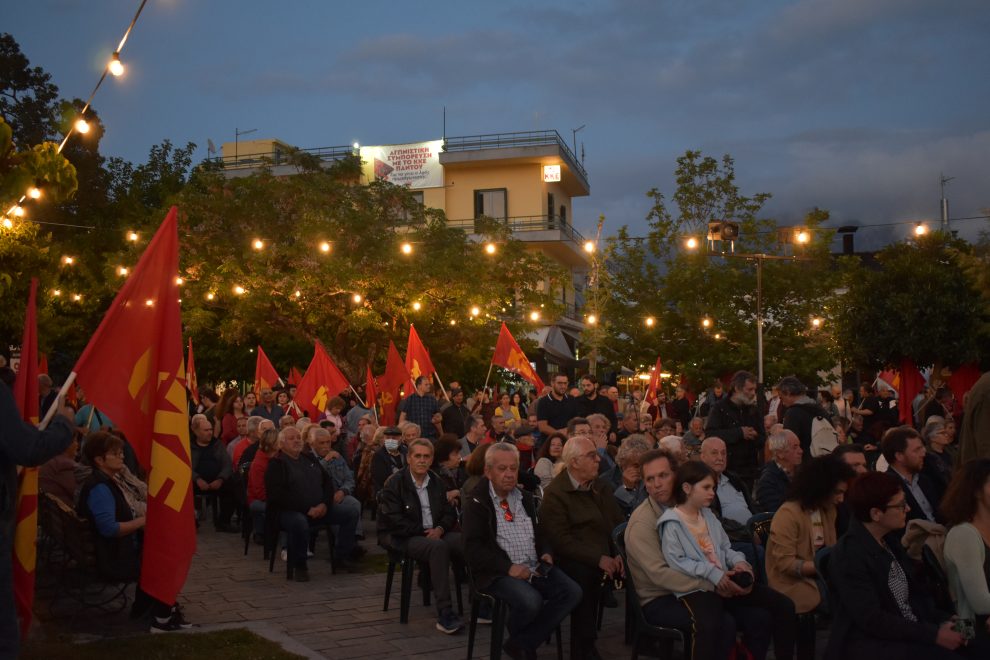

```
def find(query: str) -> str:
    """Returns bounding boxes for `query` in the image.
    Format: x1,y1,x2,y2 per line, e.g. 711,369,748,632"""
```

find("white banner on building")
360,140,444,189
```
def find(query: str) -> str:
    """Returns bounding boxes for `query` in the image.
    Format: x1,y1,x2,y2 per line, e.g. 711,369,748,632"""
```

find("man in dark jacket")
577,374,617,435
705,370,765,489
754,429,803,513
1,376,75,658
378,438,464,634
462,442,581,660
538,435,625,660
264,426,334,581
778,376,830,461
190,413,237,532
370,426,406,498
881,426,944,525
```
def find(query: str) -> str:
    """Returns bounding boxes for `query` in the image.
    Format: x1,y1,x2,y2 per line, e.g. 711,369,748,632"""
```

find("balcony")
445,215,591,268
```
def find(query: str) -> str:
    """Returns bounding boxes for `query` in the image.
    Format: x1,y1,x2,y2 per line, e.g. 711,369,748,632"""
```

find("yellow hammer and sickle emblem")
382,392,394,404
312,386,328,412
410,359,422,379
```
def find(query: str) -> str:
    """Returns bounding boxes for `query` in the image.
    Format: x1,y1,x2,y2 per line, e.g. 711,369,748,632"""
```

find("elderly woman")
921,417,954,491
614,439,650,517
941,458,990,650
78,431,188,632
825,471,977,660
533,431,566,489
247,427,281,542
767,455,854,659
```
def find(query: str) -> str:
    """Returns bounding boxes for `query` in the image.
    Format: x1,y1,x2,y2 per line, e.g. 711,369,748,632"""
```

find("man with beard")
705,371,765,489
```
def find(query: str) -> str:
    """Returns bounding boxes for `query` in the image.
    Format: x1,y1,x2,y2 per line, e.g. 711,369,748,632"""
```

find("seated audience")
767,456,855,659
700,437,756,542
681,416,706,453
825,471,976,659
462,442,581,660
613,438,649,517
881,425,944,525
658,434,688,465
921,417,954,492
533,432,566,489
190,413,237,532
246,427,279,544
378,439,464,634
660,461,797,660
755,429,803,513
370,426,406,498
941,458,990,649
307,426,363,567
459,415,487,458
432,434,466,509
40,435,80,506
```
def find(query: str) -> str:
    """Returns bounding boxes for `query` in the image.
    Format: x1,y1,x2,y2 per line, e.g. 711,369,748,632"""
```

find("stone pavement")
178,515,631,659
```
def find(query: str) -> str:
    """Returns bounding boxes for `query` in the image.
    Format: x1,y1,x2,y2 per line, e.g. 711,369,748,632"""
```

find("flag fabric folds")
644,357,664,405
405,324,437,386
365,364,378,413
378,341,409,425
12,278,40,637
897,359,927,425
71,206,196,605
254,346,280,394
288,366,303,386
186,338,199,406
38,352,48,376
294,342,351,418
491,323,546,393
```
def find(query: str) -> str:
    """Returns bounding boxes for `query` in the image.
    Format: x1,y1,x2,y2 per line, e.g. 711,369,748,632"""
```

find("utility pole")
586,214,605,376
940,173,953,231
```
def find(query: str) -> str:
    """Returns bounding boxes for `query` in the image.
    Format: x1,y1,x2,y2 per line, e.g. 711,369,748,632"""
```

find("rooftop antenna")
940,173,954,230
571,124,586,156
234,127,258,163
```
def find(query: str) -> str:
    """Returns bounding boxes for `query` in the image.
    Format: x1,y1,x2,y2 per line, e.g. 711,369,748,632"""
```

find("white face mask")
384,439,400,452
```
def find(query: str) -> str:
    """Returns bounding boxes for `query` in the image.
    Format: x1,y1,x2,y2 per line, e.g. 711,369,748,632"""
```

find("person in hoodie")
660,461,797,660
778,376,829,463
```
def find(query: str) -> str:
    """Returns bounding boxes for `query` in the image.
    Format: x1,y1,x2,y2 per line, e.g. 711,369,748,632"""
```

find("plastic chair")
382,543,463,623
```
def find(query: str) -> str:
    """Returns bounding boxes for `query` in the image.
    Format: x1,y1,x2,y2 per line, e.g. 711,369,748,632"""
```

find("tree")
0,33,60,147
112,161,566,385
834,231,989,374
596,151,838,388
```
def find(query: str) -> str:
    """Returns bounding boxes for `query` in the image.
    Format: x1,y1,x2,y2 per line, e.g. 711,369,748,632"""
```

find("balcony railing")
217,145,354,168
442,130,588,181
444,215,587,245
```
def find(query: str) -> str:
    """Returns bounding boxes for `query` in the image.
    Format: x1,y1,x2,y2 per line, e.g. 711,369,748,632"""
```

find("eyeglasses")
884,501,909,511
499,499,514,522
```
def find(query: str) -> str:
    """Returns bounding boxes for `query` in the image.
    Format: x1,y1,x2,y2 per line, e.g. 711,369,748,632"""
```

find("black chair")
382,543,463,623
193,490,221,526
921,544,953,612
267,515,336,579
612,522,685,660
464,565,563,660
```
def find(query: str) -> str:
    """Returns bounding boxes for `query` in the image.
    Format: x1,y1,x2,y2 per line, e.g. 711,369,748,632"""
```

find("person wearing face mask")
705,371,766,491
371,426,407,499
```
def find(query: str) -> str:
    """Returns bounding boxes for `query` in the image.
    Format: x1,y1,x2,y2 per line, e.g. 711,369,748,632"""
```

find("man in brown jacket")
538,435,624,660
961,370,990,462
625,449,737,660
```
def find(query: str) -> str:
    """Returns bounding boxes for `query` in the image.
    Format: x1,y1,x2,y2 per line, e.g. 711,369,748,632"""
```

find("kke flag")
288,366,304,387
378,341,410,425
254,346,280,394
645,356,664,405
898,359,927,426
12,278,41,637
492,323,545,393
186,338,199,406
295,342,351,418
405,325,437,387
71,206,195,605
365,364,378,412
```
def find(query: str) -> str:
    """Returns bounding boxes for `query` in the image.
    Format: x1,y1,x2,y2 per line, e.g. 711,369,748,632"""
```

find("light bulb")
52,289,61,297
470,306,480,317
914,223,928,237
529,311,540,321
27,186,41,199
12,206,24,217
74,118,90,134
412,301,422,311
62,256,74,265
127,231,139,242
72,293,82,301
702,317,712,328
145,299,155,307
117,266,128,276
233,285,245,295
485,243,496,255
685,237,699,250
108,53,124,77
175,277,184,285
353,293,363,303
1,218,12,229
401,242,413,255
294,290,301,298
319,241,331,253
586,314,597,325
645,317,655,327
583,241,595,253
206,292,215,301
795,230,810,244
450,319,457,326
252,238,264,250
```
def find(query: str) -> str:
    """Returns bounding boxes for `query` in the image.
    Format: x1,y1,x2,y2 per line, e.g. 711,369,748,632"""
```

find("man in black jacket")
577,374,617,435
264,426,333,582
705,370,765,489
881,426,944,525
779,376,830,461
462,442,581,660
378,438,464,634
754,429,803,513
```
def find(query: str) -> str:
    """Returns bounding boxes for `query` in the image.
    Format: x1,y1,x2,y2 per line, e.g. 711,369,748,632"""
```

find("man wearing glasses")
538,436,625,660
462,442,581,660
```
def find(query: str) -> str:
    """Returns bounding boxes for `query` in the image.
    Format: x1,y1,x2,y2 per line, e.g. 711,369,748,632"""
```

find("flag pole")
348,384,367,409
432,370,449,400
481,362,495,395
38,371,76,431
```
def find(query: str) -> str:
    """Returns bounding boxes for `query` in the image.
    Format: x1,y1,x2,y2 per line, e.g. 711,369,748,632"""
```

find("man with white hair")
700,436,755,541
462,443,581,660
190,413,237,532
658,434,687,463
538,436,624,660
755,429,803,513
681,416,705,453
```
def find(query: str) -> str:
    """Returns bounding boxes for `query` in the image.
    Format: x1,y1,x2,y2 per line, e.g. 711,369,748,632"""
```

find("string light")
685,237,699,250
127,231,139,242
914,223,928,237
12,206,24,217
645,316,655,327
72,293,82,301
206,292,215,301
352,293,363,303
412,301,422,311
470,306,480,317
27,186,42,199
583,241,595,253
529,310,540,321
586,314,597,325
108,52,124,77
117,266,128,276
74,118,91,134
400,242,413,255
811,317,823,329
175,276,184,286
233,285,245,295
252,238,264,250
294,290,301,298
319,241,331,253
795,230,810,244
450,319,457,326
701,317,712,329
1,218,12,230
485,243,496,255
714,333,721,340
52,289,61,297
144,299,154,307
62,256,75,265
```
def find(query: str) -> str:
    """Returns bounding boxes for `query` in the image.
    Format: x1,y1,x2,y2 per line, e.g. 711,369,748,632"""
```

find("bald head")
699,437,727,475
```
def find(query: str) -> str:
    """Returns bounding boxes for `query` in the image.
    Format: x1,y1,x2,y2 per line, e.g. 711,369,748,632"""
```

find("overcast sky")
7,0,990,249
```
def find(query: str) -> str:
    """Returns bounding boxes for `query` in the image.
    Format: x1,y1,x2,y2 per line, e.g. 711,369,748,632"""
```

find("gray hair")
617,435,653,468
658,435,683,454
246,415,264,435
190,413,209,429
766,429,792,455
776,376,806,397
561,434,594,465
484,441,519,467
921,417,946,444
399,421,421,436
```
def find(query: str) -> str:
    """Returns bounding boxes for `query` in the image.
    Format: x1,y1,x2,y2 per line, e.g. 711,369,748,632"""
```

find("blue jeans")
279,511,326,569
325,495,360,558
486,566,582,651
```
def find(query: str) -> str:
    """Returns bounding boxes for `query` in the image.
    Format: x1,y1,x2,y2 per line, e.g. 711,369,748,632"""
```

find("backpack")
810,414,839,457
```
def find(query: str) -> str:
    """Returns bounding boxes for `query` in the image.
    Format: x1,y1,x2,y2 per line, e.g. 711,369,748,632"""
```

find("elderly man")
700,437,755,543
755,429,803,513
398,376,443,440
462,442,582,660
681,416,705,452
625,449,738,660
371,426,406,497
705,370,765,489
538,435,625,660
234,417,274,467
306,426,363,568
379,438,464,634
190,413,237,532
264,426,333,582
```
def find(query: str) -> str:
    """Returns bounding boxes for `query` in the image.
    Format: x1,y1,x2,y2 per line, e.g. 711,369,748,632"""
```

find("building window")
548,193,556,220
559,204,567,225
397,191,424,222
474,189,507,221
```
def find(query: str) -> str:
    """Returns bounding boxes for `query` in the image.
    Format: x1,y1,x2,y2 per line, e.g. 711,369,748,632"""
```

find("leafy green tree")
0,33,60,146
596,151,837,387
834,231,989,374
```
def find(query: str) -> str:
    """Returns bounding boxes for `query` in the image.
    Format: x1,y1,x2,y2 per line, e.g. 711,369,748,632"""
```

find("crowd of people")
4,362,990,660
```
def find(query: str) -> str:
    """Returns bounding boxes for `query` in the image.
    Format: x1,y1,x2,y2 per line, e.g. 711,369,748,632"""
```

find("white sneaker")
280,549,287,561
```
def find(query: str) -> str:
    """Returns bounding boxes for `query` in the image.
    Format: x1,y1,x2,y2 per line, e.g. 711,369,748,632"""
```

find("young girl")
659,462,797,660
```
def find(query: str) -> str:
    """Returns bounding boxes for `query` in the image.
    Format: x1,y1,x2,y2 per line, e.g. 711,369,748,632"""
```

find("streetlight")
685,237,699,250
914,223,928,237
583,240,595,253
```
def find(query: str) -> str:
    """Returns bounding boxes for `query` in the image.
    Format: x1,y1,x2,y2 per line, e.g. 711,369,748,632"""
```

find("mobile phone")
730,571,753,589
533,561,552,578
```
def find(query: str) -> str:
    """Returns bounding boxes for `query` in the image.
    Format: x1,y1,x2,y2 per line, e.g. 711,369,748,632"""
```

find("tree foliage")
596,151,838,387
834,231,989,372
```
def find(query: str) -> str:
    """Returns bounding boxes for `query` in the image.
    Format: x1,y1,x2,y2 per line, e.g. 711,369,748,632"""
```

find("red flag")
71,207,195,605
12,278,40,637
65,381,78,408
254,345,280,394
288,366,303,386
186,338,199,406
38,352,48,376
897,359,927,425
405,324,437,387
946,364,981,407
491,323,546,393
295,342,351,418
365,364,378,413
645,356,664,405
378,341,410,425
